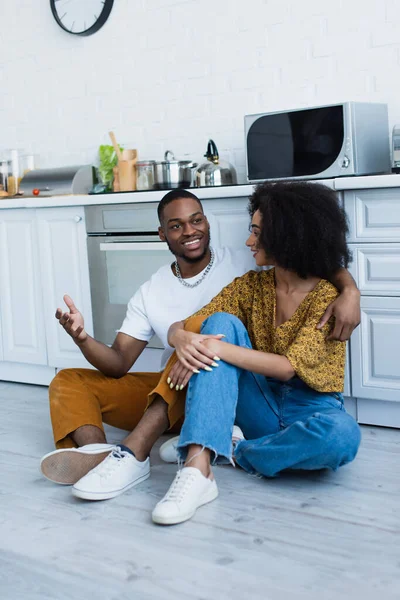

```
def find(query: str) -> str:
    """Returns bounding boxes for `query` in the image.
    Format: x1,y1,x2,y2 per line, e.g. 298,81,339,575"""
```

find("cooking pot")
194,140,237,187
154,150,198,190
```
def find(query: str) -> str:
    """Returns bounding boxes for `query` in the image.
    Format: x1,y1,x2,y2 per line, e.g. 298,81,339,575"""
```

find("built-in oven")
85,203,171,348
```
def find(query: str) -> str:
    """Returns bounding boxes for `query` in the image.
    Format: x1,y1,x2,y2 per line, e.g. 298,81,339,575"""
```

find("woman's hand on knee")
167,361,194,390
173,329,224,371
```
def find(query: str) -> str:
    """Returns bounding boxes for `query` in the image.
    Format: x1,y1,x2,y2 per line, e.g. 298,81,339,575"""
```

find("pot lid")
156,150,194,166
159,149,180,164
136,160,156,166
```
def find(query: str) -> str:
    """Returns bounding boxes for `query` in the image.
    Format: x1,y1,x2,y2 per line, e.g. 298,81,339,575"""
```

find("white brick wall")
1,0,399,183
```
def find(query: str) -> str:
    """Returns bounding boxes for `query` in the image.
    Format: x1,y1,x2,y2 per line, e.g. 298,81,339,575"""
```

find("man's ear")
158,226,166,241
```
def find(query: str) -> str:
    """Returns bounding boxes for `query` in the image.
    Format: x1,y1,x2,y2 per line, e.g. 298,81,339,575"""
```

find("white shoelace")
161,470,197,503
92,447,129,479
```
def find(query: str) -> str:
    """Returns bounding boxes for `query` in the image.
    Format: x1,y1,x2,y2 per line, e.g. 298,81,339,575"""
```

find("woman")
151,181,362,526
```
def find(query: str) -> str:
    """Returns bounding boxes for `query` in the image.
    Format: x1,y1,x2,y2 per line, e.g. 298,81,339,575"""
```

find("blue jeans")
178,313,361,477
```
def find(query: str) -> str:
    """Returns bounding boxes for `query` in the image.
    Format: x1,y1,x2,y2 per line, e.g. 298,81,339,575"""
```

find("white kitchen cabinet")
350,297,400,404
345,188,400,427
0,209,48,365
346,188,400,243
349,243,400,296
202,198,249,250
37,206,94,369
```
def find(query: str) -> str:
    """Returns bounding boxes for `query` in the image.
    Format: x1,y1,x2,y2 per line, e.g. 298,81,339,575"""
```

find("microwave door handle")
99,242,169,252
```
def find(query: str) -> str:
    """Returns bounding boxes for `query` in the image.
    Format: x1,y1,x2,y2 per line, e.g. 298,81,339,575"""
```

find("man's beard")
166,232,211,264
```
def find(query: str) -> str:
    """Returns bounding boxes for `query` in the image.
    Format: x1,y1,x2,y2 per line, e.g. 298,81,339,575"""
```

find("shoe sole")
71,471,150,501
41,450,112,485
152,485,219,525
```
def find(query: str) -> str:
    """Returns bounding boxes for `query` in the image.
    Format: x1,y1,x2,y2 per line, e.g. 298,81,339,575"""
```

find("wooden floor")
0,381,399,600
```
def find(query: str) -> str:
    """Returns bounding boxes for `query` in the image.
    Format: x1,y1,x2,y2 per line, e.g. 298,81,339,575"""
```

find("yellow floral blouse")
186,268,345,393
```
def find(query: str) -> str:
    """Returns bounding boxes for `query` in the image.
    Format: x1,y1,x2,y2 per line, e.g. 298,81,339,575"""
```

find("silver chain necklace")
174,248,215,288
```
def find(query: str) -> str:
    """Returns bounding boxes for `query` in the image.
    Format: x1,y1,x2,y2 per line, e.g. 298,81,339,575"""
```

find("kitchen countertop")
1,174,400,209
333,173,400,190
0,184,256,209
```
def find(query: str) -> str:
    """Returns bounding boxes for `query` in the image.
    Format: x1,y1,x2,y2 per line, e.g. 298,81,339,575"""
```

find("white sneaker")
232,425,245,444
40,443,116,485
72,446,150,501
159,436,180,463
152,467,218,525
159,425,245,464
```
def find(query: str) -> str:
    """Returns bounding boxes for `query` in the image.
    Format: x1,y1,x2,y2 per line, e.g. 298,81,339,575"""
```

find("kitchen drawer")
350,296,400,402
345,189,400,242
349,243,400,295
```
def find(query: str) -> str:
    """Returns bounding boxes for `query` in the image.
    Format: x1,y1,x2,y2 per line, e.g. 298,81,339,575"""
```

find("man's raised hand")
55,294,87,344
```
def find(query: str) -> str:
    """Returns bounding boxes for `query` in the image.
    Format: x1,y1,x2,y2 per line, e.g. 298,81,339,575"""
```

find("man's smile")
182,237,202,248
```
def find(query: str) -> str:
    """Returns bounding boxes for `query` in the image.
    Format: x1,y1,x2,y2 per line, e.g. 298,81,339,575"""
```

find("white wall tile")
0,0,399,176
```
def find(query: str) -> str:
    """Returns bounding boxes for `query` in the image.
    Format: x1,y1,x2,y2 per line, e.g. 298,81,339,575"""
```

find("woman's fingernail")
204,366,213,372
192,369,200,374
213,356,221,361
211,362,219,367
175,384,180,391
170,382,174,389
167,377,171,384
179,384,184,391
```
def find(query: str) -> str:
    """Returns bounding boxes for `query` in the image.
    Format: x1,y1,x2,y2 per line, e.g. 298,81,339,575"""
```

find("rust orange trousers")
49,317,205,448
50,361,184,449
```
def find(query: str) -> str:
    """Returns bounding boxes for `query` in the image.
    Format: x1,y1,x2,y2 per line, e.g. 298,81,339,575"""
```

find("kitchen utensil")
118,148,138,191
154,150,198,190
107,131,137,191
108,131,123,162
194,140,237,187
136,160,156,190
113,166,120,192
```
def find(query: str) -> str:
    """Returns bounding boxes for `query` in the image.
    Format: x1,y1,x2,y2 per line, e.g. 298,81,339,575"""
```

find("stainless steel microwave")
244,102,391,182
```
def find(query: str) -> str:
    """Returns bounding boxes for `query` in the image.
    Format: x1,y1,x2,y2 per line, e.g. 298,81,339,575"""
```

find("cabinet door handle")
74,215,82,223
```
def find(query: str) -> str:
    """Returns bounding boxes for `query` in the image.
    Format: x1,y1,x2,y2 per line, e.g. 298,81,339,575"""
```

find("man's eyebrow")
167,211,203,224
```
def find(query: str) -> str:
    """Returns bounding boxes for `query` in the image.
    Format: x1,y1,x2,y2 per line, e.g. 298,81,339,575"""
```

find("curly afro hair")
248,181,351,280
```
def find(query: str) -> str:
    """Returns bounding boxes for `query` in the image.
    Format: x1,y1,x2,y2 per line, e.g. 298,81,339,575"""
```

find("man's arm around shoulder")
319,268,361,341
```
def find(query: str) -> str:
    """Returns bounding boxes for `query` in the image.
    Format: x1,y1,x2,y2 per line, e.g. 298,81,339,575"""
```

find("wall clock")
50,0,114,36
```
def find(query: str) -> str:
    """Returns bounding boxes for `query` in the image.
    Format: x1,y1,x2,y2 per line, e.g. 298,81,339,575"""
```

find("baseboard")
0,362,56,386
357,397,400,428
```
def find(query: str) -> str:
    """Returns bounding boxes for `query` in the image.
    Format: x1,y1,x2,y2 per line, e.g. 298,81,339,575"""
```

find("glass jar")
8,149,20,195
0,160,8,193
21,153,36,175
136,160,156,190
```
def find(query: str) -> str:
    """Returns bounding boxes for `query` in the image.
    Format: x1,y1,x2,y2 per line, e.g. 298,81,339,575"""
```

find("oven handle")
99,242,169,252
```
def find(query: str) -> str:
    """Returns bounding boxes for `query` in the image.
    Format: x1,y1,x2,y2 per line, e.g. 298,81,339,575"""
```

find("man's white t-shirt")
119,247,256,369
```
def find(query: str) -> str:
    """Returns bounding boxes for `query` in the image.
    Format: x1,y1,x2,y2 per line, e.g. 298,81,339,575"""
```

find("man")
40,189,361,501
